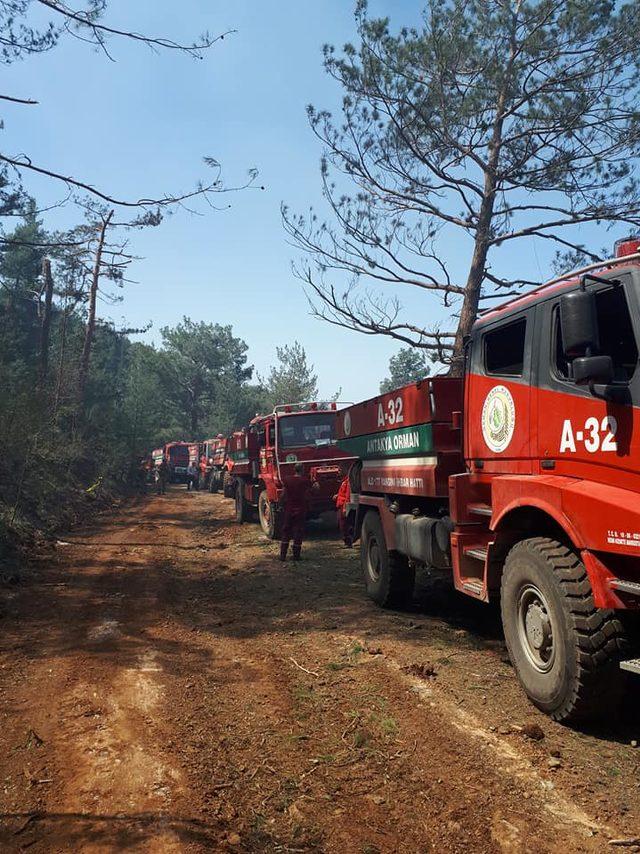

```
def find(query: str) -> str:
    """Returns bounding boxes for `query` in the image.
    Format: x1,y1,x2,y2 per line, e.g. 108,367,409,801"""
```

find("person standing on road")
279,462,313,562
187,461,198,491
334,474,353,547
137,459,148,495
156,458,169,495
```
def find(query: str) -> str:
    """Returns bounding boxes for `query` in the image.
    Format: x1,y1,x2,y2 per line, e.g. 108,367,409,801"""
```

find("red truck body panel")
337,377,463,498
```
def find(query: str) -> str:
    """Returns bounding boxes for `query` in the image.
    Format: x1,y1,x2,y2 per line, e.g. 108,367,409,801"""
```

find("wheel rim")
367,536,381,582
259,495,271,534
516,583,556,673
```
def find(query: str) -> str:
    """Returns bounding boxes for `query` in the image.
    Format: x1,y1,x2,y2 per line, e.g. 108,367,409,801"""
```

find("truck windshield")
169,446,189,463
278,413,336,448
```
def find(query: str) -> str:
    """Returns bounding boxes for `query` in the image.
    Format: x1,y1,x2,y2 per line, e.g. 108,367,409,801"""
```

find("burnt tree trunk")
77,209,114,408
53,296,69,419
38,257,54,389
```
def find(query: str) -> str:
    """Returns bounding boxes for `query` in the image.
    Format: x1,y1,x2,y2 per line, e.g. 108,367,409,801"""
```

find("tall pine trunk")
448,26,516,377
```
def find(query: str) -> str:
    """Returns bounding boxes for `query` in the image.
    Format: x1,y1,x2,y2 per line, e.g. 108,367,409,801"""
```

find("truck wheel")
361,511,414,608
349,460,362,494
501,537,627,724
209,472,219,494
258,490,281,540
235,482,250,523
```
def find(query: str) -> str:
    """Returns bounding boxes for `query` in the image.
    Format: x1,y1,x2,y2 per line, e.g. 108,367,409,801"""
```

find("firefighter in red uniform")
334,474,353,547
279,462,312,562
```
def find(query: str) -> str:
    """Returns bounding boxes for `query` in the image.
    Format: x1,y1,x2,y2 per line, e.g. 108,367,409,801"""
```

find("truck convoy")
152,442,190,484
227,402,356,539
337,239,640,724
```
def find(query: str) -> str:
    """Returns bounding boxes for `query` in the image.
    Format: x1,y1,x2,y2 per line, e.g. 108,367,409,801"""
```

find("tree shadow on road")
0,810,223,850
3,491,639,745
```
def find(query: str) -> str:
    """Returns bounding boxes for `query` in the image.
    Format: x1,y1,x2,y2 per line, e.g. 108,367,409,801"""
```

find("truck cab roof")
475,255,640,331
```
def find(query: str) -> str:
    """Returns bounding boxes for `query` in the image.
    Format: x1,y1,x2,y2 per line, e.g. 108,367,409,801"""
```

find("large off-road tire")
349,460,363,495
258,490,281,540
501,537,627,724
209,471,220,494
235,481,251,524
361,510,414,608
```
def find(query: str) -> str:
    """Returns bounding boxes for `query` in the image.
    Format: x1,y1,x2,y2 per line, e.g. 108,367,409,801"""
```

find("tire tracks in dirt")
1,488,638,852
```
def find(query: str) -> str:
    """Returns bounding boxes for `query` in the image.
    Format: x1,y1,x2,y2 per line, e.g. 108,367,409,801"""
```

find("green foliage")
158,318,253,437
0,208,266,543
380,348,431,394
204,382,268,437
261,341,319,409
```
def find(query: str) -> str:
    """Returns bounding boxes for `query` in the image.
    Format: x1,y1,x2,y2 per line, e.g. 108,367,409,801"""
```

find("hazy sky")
2,1,611,401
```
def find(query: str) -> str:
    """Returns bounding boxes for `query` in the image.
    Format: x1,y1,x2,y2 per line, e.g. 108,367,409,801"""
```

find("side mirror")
572,355,614,386
559,290,599,357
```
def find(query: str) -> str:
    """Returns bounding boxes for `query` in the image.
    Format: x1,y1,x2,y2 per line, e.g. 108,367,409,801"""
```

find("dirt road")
1,488,639,852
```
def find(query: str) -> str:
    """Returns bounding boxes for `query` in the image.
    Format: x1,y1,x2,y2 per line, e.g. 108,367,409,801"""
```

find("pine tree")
285,0,640,373
380,348,431,394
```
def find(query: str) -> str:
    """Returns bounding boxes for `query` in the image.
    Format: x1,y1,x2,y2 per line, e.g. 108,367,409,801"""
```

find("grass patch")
315,752,336,764
326,660,352,672
285,732,311,743
292,683,315,702
353,728,372,749
376,714,398,737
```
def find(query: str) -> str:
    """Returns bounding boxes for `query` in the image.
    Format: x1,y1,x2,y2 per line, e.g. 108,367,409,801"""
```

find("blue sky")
2,0,616,401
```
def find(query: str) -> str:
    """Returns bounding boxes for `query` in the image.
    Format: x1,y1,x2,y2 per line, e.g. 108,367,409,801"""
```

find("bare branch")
0,94,38,105
36,0,235,59
0,153,258,209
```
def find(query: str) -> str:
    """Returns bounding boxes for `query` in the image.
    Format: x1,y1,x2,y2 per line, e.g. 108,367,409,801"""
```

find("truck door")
247,426,260,479
466,309,535,474
535,273,640,483
263,419,277,477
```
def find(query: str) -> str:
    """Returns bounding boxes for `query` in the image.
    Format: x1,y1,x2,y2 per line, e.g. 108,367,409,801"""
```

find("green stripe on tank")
338,423,433,460
229,449,249,461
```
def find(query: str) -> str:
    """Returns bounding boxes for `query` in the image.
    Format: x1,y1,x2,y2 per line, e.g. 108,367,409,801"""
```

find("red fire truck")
229,402,356,538
151,442,190,484
198,435,229,492
337,240,640,723
223,431,245,497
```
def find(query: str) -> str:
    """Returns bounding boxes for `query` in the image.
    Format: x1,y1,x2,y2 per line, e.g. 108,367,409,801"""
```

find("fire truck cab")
340,240,640,723
199,435,228,493
152,442,190,484
229,403,356,539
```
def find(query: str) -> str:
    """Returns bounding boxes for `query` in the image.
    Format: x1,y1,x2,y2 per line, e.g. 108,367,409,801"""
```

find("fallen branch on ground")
289,657,319,677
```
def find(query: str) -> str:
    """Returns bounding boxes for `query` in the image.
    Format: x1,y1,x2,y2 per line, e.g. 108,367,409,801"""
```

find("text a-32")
377,396,404,428
560,416,618,454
